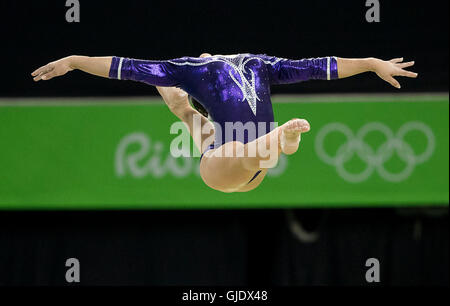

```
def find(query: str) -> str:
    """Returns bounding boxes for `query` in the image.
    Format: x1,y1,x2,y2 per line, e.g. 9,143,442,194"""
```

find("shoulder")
244,54,284,67
166,56,219,67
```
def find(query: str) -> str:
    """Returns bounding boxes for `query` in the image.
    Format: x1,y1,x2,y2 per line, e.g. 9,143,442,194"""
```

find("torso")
169,54,278,147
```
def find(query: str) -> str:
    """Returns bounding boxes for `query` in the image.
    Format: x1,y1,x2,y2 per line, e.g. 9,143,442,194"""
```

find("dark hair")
189,96,209,118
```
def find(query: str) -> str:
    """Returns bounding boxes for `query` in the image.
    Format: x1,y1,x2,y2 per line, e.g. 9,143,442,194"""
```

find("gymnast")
31,53,417,192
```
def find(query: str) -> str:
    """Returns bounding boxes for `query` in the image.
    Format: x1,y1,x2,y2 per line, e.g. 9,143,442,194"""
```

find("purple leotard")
109,54,338,148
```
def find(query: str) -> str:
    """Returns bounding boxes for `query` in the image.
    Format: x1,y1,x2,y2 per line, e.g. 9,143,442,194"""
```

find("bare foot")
279,118,310,155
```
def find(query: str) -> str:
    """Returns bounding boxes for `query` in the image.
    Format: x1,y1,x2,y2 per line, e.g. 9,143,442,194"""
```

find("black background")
0,209,448,286
0,0,448,97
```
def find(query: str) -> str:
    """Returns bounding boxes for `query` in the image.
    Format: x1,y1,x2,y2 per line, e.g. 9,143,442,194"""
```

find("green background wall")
0,95,448,209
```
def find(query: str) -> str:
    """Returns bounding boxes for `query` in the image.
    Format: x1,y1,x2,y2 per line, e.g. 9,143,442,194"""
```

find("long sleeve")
108,56,186,87
257,54,339,85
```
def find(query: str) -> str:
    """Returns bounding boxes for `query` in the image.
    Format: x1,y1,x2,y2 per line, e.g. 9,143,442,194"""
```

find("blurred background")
0,0,448,286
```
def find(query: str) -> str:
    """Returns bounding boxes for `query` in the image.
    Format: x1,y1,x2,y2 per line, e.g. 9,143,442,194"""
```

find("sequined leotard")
109,54,338,148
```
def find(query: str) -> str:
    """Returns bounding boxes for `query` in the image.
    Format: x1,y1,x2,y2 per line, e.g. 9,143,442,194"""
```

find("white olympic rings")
315,122,435,183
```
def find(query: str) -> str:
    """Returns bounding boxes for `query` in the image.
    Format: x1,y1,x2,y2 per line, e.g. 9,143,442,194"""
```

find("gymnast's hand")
32,56,113,81
337,57,418,89
31,57,74,81
372,57,418,89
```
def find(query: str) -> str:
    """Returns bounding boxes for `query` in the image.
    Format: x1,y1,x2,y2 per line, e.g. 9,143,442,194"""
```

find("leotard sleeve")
108,56,188,87
256,54,339,85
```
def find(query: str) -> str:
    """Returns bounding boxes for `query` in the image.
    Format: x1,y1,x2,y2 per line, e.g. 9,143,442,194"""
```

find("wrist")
67,55,82,70
366,57,382,72
65,56,76,70
365,58,376,72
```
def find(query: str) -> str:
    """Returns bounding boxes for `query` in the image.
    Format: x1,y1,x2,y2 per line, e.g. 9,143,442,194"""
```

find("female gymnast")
31,53,417,192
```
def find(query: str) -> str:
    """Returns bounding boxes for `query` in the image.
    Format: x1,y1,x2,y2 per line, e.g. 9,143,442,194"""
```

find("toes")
291,119,310,132
300,123,310,133
283,120,310,135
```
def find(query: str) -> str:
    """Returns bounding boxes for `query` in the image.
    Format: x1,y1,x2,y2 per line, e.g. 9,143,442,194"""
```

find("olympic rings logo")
315,122,435,183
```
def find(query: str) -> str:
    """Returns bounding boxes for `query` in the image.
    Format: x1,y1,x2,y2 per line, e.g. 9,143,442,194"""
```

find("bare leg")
200,118,310,192
239,118,310,171
156,86,215,153
156,53,215,153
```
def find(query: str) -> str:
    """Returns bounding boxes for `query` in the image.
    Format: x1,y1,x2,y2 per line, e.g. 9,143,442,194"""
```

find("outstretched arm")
32,56,112,81
31,55,184,87
259,55,417,89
